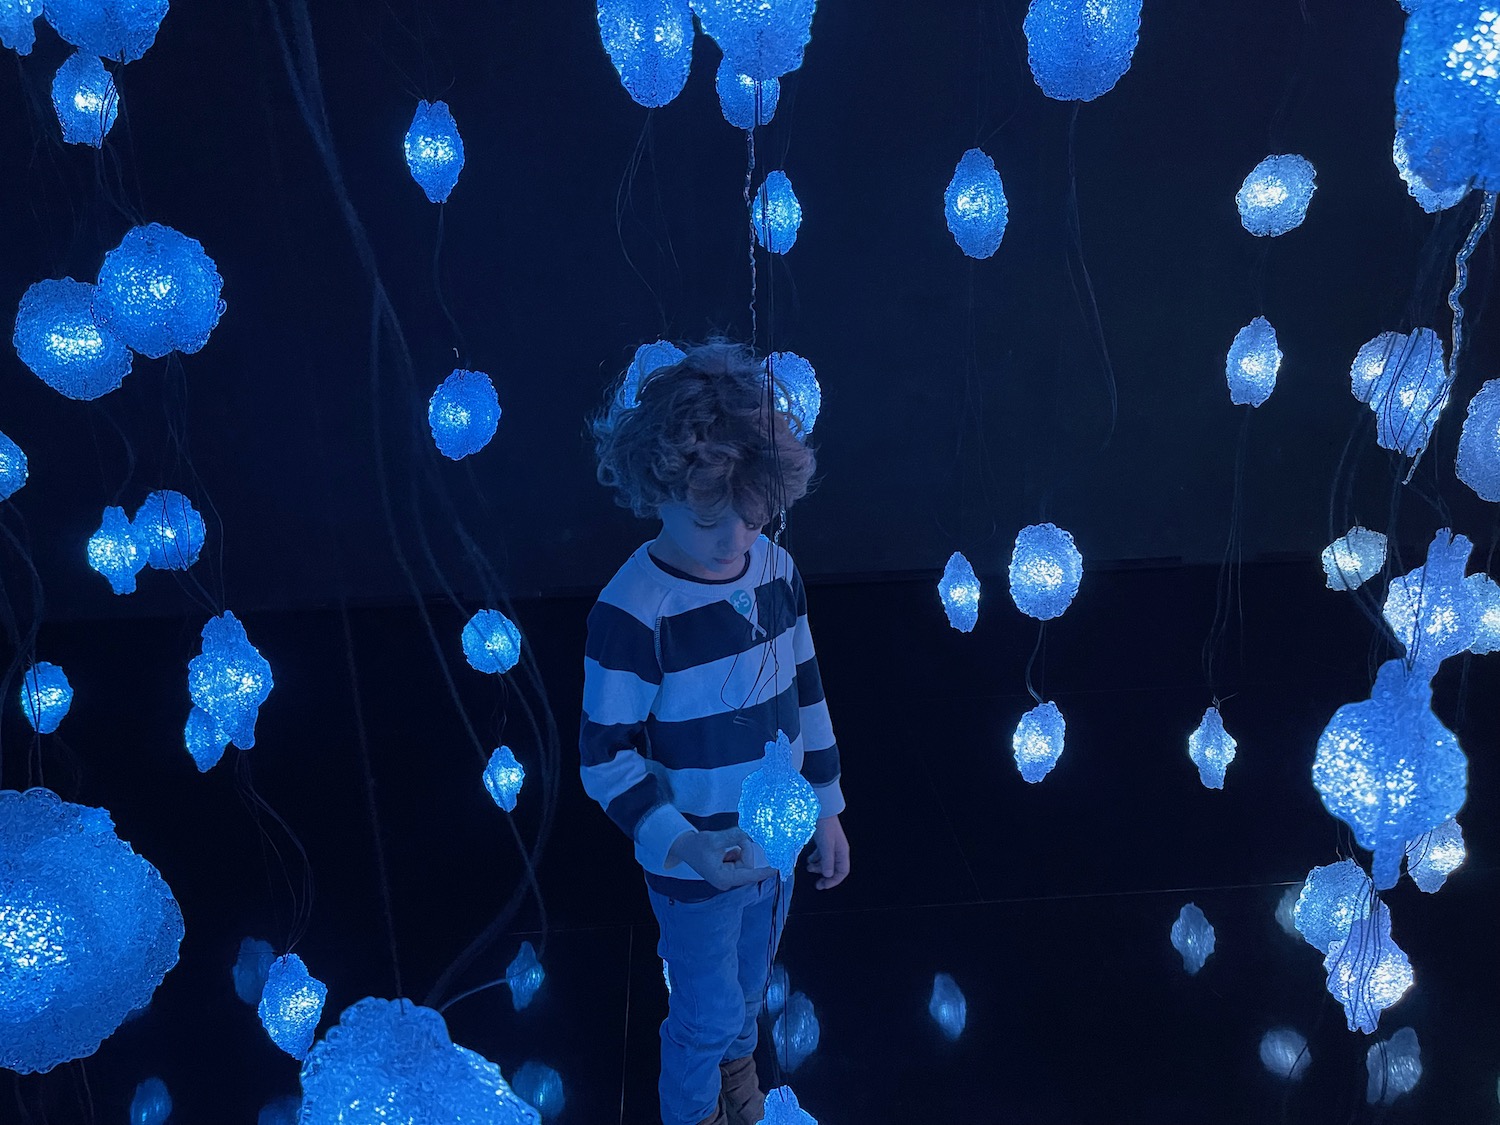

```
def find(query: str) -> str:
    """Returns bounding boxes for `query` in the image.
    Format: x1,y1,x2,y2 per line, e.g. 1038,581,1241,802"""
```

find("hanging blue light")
1012,700,1065,783
715,56,780,128
1008,522,1083,620
1324,899,1413,1033
233,937,277,1005
87,505,147,595
43,0,169,62
20,662,73,734
189,612,273,751
1023,0,1143,102
404,100,465,203
772,991,820,1071
0,429,26,501
483,746,526,812
258,953,326,1060
766,962,788,1015
1456,377,1500,500
1225,316,1282,407
51,51,120,146
597,0,693,108
184,706,228,771
1187,706,1237,789
1275,884,1301,937
1259,1028,1310,1081
1350,332,1405,404
763,1086,818,1125
929,973,966,1040
1170,902,1216,975
462,609,523,674
13,278,132,399
1321,526,1387,591
1293,859,1374,954
944,148,1008,259
428,369,501,459
132,490,207,570
510,1061,565,1120
1393,131,1467,212
767,351,820,436
738,729,820,877
1366,1026,1422,1105
1396,0,1500,196
1235,155,1317,237
129,1077,171,1125
0,788,184,1074
1468,573,1500,654
1405,817,1465,892
258,1097,301,1125
937,551,981,632
751,170,802,254
1,0,41,54
619,340,685,407
1381,529,1478,675
1369,329,1448,458
507,940,545,1010
94,223,226,358
689,0,817,81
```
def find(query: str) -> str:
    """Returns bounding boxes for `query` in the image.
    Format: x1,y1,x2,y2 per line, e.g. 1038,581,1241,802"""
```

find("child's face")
655,502,766,580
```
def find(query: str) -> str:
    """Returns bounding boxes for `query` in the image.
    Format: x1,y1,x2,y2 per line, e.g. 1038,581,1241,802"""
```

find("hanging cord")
1023,622,1047,706
1202,409,1253,701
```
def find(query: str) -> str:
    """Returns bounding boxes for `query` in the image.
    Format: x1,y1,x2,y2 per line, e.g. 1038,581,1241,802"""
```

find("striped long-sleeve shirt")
580,536,843,901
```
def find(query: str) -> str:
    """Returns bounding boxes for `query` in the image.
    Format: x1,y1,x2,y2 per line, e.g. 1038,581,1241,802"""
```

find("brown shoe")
719,1055,766,1125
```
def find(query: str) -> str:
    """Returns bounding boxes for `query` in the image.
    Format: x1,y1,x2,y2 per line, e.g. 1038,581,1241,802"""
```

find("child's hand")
804,814,850,890
668,828,777,890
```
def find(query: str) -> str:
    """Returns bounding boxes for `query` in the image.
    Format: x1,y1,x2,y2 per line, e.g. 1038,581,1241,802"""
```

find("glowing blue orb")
1,0,41,54
1368,328,1447,457
1381,529,1477,675
20,662,73,734
766,962,788,1015
258,1096,301,1125
13,278,132,399
1350,332,1405,404
43,0,168,62
1235,155,1317,237
462,609,523,674
507,941,545,1011
1187,706,1236,790
1259,1028,1310,1081
763,1085,817,1124
1366,1026,1422,1105
0,430,26,501
484,746,525,812
597,0,693,108
429,369,501,459
233,937,276,1005
944,148,1008,259
51,51,119,146
620,339,685,407
189,612,273,751
767,350,820,436
1394,130,1467,212
1294,859,1373,954
1008,522,1083,620
772,991,820,1071
0,788,184,1074
185,706,228,772
1275,884,1301,937
129,1077,171,1125
715,57,779,127
1170,902,1215,975
1012,700,1065,783
751,170,802,254
1467,573,1500,654
739,729,820,877
1023,0,1143,102
1405,817,1465,892
1314,659,1467,890
299,997,540,1125
510,1061,565,1119
258,953,326,1060
690,0,816,81
1324,899,1412,1032
937,551,981,632
94,223,226,359
404,100,465,204
133,489,206,570
1457,377,1500,501
1396,0,1500,195
1322,526,1387,591
88,505,147,595
929,972,966,1040
1226,316,1281,407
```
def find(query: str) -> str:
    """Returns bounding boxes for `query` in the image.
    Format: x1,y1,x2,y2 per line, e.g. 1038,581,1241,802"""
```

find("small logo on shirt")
730,590,754,617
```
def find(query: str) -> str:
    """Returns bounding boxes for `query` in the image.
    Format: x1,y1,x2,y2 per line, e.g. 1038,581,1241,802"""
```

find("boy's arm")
790,566,844,817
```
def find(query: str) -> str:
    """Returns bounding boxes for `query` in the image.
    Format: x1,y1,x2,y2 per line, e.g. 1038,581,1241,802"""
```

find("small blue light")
133,489,206,570
20,662,73,734
1457,378,1500,501
1,0,41,54
510,1060,565,1119
484,746,525,812
739,729,820,877
94,223,226,359
929,972,966,1040
1362,328,1448,458
1235,155,1317,237
771,991,820,1071
1259,1028,1310,1081
619,340,685,407
1275,884,1301,937
1293,859,1373,954
87,505,147,594
1381,529,1478,675
1396,0,1500,196
1170,902,1215,975
462,609,523,674
715,57,780,128
0,430,26,501
1393,130,1467,212
43,0,168,62
1226,316,1281,407
1405,817,1465,892
1366,1026,1422,1105
1468,573,1500,655
129,1077,171,1125
766,962,788,1015
233,937,277,1005
507,940,545,1011
257,1096,301,1125
767,351,820,436
404,100,465,204
189,612,273,751
184,706,228,771
944,148,1008,259
13,278,131,399
51,52,119,146
1187,706,1237,789
937,551,981,632
597,0,693,108
1023,0,1143,102
428,369,501,459
751,170,802,254
1012,700,1065,783
1008,522,1083,620
1324,899,1412,1033
763,1085,817,1124
690,0,817,81
1322,526,1387,591
1350,332,1403,404
258,953,326,1060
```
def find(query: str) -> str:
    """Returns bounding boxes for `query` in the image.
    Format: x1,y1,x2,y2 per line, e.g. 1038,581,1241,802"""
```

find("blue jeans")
647,875,791,1125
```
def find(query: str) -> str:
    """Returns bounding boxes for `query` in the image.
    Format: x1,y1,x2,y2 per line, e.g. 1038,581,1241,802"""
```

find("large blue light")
14,278,132,398
1008,522,1083,620
484,746,525,812
1349,332,1404,404
1396,0,1500,195
1322,526,1387,591
1012,700,1065,783
129,1077,171,1125
1457,377,1500,500
429,369,501,459
0,430,26,501
1405,817,1465,892
1,0,40,54
1381,529,1478,675
715,57,780,128
751,170,802,254
404,100,465,203
133,490,207,570
929,973,966,1040
1259,1029,1310,1081
185,706,228,771
258,953,326,1059
0,788,184,1074
462,609,523,674
1225,316,1281,407
767,350,820,436
1393,131,1467,212
944,148,1008,259
1366,1026,1422,1105
689,0,817,81
772,991,820,1071
233,937,277,1005
619,340,685,407
510,1061,565,1120
597,0,693,108
51,51,119,146
738,729,820,877
1325,902,1412,1033
1235,155,1317,237
1187,706,1236,789
43,0,169,62
1293,859,1373,954
189,612,273,751
763,1086,817,1125
1023,0,1143,102
1368,329,1447,457
20,662,73,734
937,551,981,632
87,505,147,594
94,223,226,358
507,940,545,1011
1170,902,1215,975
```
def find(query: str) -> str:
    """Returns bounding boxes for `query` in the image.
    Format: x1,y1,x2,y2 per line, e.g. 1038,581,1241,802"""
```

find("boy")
581,341,850,1125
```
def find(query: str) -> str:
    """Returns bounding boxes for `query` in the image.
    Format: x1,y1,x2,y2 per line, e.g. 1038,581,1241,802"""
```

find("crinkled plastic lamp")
929,972,966,1040
43,0,169,62
1293,858,1373,954
1394,131,1467,212
404,100,465,203
1187,705,1237,789
1236,155,1317,237
507,941,545,1010
88,505,147,594
1322,526,1387,591
1013,700,1065,783
233,937,277,1005
716,57,780,127
1381,529,1478,676
1170,902,1215,975
184,706,228,771
597,0,693,108
94,223,226,358
189,612,273,751
258,953,326,1060
937,551,981,632
739,729,820,877
511,1061,565,1120
484,746,525,812
129,1077,171,1125
1366,1026,1422,1105
619,339,684,407
1456,377,1500,500
1259,1028,1310,1081
258,1097,301,1125
0,430,26,501
462,609,522,674
14,278,132,398
1,0,41,54
772,991,820,1071
51,52,119,146
1226,316,1281,407
689,0,816,81
1361,328,1448,458
133,489,207,570
767,351,820,436
429,369,501,459
20,662,73,734
1008,522,1083,620
763,1086,817,1125
944,148,1008,259
1395,0,1500,196
751,170,802,254
1023,0,1143,102
1405,817,1465,892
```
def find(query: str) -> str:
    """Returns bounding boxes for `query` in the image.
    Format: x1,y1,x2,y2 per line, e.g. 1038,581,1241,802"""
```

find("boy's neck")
648,535,748,582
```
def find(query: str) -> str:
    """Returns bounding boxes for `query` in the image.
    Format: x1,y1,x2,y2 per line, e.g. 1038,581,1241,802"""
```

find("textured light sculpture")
0,788,184,1073
767,351,820,436
184,706,228,771
772,991,820,1071
738,729,820,877
766,962,788,1015
87,505,147,594
1022,0,1143,102
1,0,41,53
1293,859,1373,954
1405,817,1465,892
1235,155,1317,237
507,941,545,1011
43,0,169,62
1456,378,1500,500
484,746,525,812
937,551,981,632
597,0,693,108
462,609,523,674
1225,316,1281,407
1313,659,1467,889
14,278,132,398
1012,700,1065,783
233,937,277,1005
298,997,540,1125
1393,131,1467,212
944,148,1008,259
929,973,966,1040
715,57,780,127
428,369,501,459
1468,573,1500,654
1187,706,1237,789
258,1097,300,1125
689,0,816,81
1170,902,1216,975
1381,529,1477,676
1274,884,1301,937
129,1077,171,1125
133,489,206,570
751,170,802,254
1395,0,1500,195
189,611,273,751
1259,1028,1310,1081
1366,1026,1422,1104
1321,526,1387,591
20,662,73,734
1359,328,1447,457
404,100,465,203
1350,332,1404,404
258,953,326,1060
510,1061,565,1120
1008,522,1083,620
762,1086,817,1125
51,52,119,146
0,430,26,501
94,223,226,358
619,339,685,407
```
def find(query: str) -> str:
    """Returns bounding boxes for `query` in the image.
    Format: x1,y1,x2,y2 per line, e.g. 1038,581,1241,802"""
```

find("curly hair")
591,340,816,527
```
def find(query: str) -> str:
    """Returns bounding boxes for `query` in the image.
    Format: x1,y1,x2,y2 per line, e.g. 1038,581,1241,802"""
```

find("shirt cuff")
812,778,846,819
636,802,697,872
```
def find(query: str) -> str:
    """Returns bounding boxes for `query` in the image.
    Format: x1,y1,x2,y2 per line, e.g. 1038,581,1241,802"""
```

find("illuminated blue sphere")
133,489,205,569
189,611,274,751
462,609,523,674
1235,155,1317,237
1457,378,1500,501
43,0,168,62
937,551,981,632
772,991,820,1071
94,223,226,358
1381,529,1477,675
1467,573,1500,654
929,972,966,1040
1170,902,1216,975
258,953,326,1060
1366,1026,1422,1105
1293,858,1373,954
767,350,820,436
258,1096,301,1125
0,430,26,501
1367,328,1448,457
1226,316,1281,407
1008,522,1083,620
1405,817,1465,892
944,148,1008,259
129,1077,171,1125
715,57,780,127
484,746,525,812
1350,331,1405,405
1023,0,1143,102
1313,659,1468,890
1396,0,1500,195
766,962,788,1015
1393,130,1467,212
404,100,465,204
0,788,184,1074
88,504,147,594
185,705,228,771
739,729,821,877
751,170,802,254
14,278,132,399
1,0,41,54
510,1061,565,1120
507,941,545,1011
689,0,816,81
1260,1029,1310,1081
597,0,693,108
233,937,277,1005
1012,700,1065,783
1324,899,1412,1033
763,1086,817,1125
620,339,685,407
51,51,119,146
429,369,501,459
1322,526,1387,591
20,662,73,734
1187,706,1237,789
299,998,540,1125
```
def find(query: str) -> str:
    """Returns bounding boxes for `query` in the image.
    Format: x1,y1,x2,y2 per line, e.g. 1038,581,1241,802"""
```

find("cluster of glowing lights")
715,57,780,127
1008,522,1083,620
1293,859,1373,954
1225,316,1282,407
13,278,132,399
129,1078,172,1125
1170,902,1216,975
1366,1027,1422,1105
1405,817,1465,892
1350,327,1448,458
1321,526,1387,591
739,729,820,876
937,551,980,632
1380,529,1478,676
429,368,501,459
258,953,326,1059
1187,706,1236,790
134,489,206,571
767,350,821,437
597,0,693,108
51,52,119,146
94,223,226,359
619,339,685,407
507,941,545,1010
1022,0,1143,102
43,0,170,62
751,170,803,254
690,0,817,81
1,0,41,54
1259,1028,1310,1081
404,100,465,203
88,505,147,594
1235,155,1317,237
462,609,523,674
944,148,1008,259
1395,0,1500,196
1012,700,1065,783
20,662,73,734
1456,378,1500,500
189,611,274,751
484,746,526,812
0,430,26,501
929,972,967,1040
763,1086,818,1124
772,991,820,1071
233,937,277,1005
